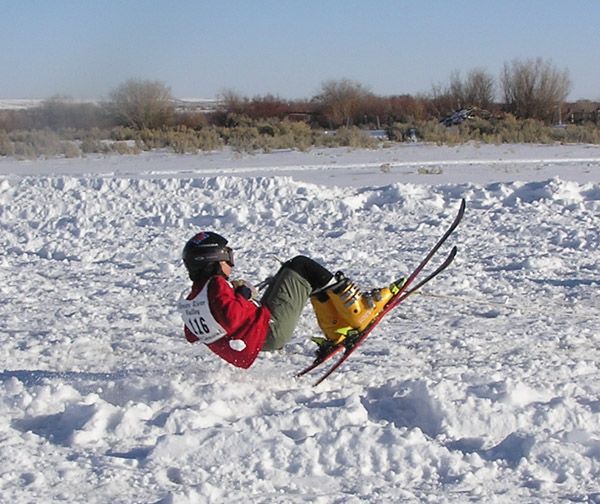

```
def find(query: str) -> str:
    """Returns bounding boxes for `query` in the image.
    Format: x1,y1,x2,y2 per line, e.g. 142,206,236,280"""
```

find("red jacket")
184,275,271,368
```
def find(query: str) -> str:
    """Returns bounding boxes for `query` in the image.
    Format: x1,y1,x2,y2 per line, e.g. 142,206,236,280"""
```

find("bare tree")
462,69,496,110
108,79,174,129
218,89,248,116
430,81,457,116
313,79,373,127
501,58,571,122
433,68,496,114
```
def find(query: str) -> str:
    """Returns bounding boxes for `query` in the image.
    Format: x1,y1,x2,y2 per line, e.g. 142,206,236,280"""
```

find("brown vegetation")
108,79,174,129
501,58,571,123
1,60,599,159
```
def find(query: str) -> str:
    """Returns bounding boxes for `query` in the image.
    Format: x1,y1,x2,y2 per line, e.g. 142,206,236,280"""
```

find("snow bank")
1,164,599,502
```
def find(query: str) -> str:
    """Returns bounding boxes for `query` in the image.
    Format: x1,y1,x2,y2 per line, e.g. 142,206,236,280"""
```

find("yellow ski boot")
311,272,405,346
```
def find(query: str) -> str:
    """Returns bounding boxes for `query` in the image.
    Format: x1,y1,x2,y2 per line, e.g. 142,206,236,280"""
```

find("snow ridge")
1,171,599,503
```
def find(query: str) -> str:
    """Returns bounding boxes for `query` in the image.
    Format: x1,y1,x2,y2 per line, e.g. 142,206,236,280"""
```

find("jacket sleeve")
204,276,271,368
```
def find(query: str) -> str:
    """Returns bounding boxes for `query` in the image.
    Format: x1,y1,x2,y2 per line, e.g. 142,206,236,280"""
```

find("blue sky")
1,0,599,101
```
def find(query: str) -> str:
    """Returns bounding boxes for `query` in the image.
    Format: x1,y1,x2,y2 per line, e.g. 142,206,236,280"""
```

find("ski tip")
312,372,332,387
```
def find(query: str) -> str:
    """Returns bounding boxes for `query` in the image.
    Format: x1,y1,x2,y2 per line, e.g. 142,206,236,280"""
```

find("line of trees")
0,57,586,134
214,57,575,128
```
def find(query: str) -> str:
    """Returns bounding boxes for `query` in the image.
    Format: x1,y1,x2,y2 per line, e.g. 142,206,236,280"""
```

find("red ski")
297,198,465,386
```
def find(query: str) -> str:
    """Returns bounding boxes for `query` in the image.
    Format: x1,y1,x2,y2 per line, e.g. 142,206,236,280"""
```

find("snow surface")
0,99,44,110
1,144,599,503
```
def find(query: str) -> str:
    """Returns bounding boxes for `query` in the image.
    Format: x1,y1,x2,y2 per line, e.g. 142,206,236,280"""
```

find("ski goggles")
223,246,234,267
192,245,234,267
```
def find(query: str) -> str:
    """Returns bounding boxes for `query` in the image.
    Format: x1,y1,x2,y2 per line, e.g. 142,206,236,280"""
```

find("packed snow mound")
1,173,599,503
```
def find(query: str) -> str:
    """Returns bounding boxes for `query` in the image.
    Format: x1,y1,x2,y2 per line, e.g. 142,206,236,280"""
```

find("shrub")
387,123,423,142
415,121,462,145
110,126,139,141
563,124,600,143
8,129,64,158
111,141,140,155
217,91,307,123
225,126,262,153
0,110,29,132
80,137,104,154
168,129,201,154
463,117,498,139
274,121,314,151
0,130,14,156
196,128,224,151
223,113,255,128
62,141,81,158
1,112,599,160
315,127,379,148
13,142,37,159
108,79,174,129
138,128,165,149
173,111,209,129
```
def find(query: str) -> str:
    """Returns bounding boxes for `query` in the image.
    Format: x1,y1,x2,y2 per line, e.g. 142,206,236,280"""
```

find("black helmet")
182,231,234,281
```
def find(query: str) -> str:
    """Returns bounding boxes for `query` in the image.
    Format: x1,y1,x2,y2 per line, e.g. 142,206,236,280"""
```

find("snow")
0,99,44,110
3,142,600,185
1,143,599,503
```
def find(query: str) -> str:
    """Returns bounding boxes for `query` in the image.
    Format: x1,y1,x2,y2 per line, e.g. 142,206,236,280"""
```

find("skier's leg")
260,256,333,351
283,255,333,291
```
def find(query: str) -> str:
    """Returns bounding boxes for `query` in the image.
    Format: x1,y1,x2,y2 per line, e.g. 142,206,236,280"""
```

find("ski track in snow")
1,145,599,503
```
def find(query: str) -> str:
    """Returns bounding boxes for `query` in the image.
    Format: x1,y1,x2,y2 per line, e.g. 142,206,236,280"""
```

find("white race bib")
178,285,227,344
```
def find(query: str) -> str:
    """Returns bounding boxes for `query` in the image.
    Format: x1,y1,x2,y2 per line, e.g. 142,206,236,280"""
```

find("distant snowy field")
1,144,599,503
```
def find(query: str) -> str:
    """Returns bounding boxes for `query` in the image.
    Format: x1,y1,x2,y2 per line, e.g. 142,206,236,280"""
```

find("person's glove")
231,279,258,300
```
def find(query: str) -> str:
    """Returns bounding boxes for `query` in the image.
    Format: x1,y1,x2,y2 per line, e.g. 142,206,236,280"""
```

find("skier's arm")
203,276,270,368
208,277,262,332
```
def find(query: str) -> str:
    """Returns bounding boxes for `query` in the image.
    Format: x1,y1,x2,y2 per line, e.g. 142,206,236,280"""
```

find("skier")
178,231,401,369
